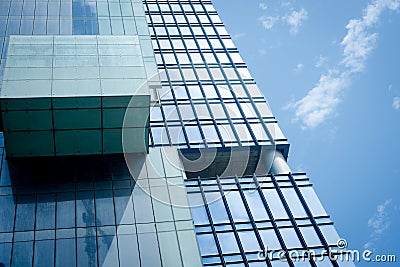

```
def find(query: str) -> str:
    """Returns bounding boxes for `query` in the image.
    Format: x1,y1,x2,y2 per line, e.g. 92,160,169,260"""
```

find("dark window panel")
113,188,135,225
56,192,75,229
34,240,55,267
15,194,36,231
77,237,97,267
0,194,15,232
97,235,118,266
36,193,56,230
12,241,33,267
0,242,12,266
55,238,76,267
95,190,115,226
76,191,95,228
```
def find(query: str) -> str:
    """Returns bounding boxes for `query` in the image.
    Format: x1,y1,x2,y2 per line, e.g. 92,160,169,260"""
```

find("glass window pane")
77,237,97,266
162,105,179,121
198,234,218,255
182,68,196,81
210,104,226,119
226,103,241,118
262,189,288,220
239,230,261,252
0,195,16,232
281,188,307,218
205,192,229,224
187,85,203,99
113,189,135,225
133,188,154,223
15,194,36,231
225,191,249,222
56,238,76,267
76,191,95,227
243,191,269,221
98,235,118,266
0,242,11,266
319,225,340,246
34,240,54,267
95,190,115,226
118,234,140,266
202,125,220,143
259,229,281,251
202,85,218,99
217,232,239,254
111,18,124,35
138,233,162,267
299,226,322,247
218,124,237,142
12,241,33,267
168,126,186,144
151,127,169,145
173,86,188,100
187,193,209,225
22,1,35,16
56,192,75,229
185,126,203,143
36,193,56,230
279,228,302,249
234,124,253,142
179,105,195,121
299,187,327,217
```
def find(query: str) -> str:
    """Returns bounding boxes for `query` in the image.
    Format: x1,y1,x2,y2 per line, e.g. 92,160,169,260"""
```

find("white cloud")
281,1,291,8
294,63,304,72
288,0,400,129
232,33,246,40
258,3,308,34
286,71,349,128
258,48,267,56
258,15,279,30
285,8,309,35
259,3,268,10
364,199,393,249
315,55,328,68
393,97,400,110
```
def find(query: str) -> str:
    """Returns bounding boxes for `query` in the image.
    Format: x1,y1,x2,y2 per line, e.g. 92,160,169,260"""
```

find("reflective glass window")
259,229,281,251
279,228,302,248
299,187,327,216
34,240,54,267
225,191,249,222
12,241,33,267
15,194,36,231
262,189,288,219
217,232,239,254
198,234,219,255
205,192,229,223
243,191,269,221
238,230,261,252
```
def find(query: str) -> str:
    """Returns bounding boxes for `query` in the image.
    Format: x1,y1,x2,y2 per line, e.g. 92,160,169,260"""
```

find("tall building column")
270,150,291,175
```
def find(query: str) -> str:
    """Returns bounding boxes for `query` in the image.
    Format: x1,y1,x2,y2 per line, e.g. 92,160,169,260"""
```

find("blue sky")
213,0,400,263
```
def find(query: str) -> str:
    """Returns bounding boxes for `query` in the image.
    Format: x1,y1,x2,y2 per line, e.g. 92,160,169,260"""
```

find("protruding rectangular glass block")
1,35,159,157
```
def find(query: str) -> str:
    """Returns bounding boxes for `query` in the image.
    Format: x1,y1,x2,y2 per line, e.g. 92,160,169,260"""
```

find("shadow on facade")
0,153,146,266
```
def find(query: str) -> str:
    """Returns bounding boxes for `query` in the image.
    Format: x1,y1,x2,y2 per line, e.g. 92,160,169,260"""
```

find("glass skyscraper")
0,1,355,267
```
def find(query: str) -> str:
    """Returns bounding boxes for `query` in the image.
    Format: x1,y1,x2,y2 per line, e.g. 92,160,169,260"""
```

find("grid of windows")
144,0,288,149
185,173,343,267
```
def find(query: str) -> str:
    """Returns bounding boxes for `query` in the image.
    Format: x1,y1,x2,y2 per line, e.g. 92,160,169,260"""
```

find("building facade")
0,0,355,267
